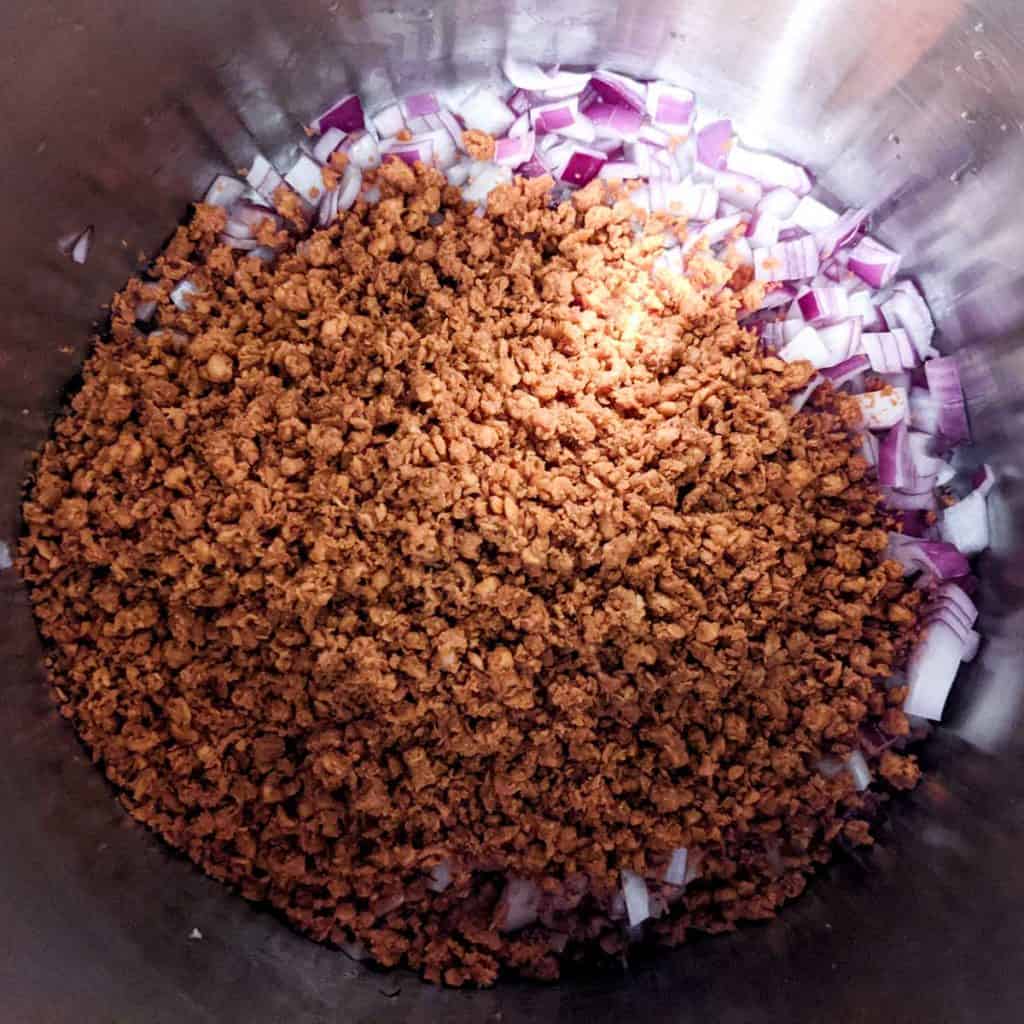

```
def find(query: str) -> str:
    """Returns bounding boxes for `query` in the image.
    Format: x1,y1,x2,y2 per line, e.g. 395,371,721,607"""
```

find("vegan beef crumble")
19,163,921,985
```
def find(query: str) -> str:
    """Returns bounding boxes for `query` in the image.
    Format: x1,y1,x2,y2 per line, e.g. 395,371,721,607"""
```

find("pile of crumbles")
19,161,923,985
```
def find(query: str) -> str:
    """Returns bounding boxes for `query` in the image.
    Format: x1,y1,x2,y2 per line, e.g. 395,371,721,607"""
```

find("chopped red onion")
384,137,435,167
886,534,970,582
822,353,870,388
589,69,647,112
860,329,916,373
816,207,869,259
426,859,452,893
458,86,517,135
904,621,969,720
204,175,248,208
402,92,441,119
598,160,643,181
583,97,645,140
534,97,596,142
372,102,406,138
462,162,513,204
170,279,199,311
507,88,534,114
789,374,824,412
847,235,902,289
754,235,819,282
797,287,850,325
246,155,284,205
924,356,970,444
696,120,733,169
621,869,651,927
779,325,832,368
66,226,94,265
882,281,935,359
497,878,541,932
345,132,382,171
494,130,536,167
727,146,811,195
878,421,914,488
646,82,696,127
789,195,839,233
713,171,762,210
852,386,908,430
284,154,325,204
848,290,887,331
312,127,347,164
663,848,689,886
502,59,590,99
962,629,982,663
860,430,880,468
817,318,863,361
315,93,365,135
908,430,948,480
757,188,800,219
557,146,608,187
846,750,871,791
939,489,989,556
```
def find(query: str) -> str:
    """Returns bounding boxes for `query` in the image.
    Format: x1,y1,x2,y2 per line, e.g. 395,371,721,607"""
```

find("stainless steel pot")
2,2,1022,1020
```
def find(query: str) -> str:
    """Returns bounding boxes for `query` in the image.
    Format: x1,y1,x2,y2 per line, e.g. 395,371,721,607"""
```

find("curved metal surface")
1,1,1023,1021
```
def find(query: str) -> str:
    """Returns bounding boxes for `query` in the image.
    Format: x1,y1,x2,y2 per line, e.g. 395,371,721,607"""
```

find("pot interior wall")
1,2,1022,1021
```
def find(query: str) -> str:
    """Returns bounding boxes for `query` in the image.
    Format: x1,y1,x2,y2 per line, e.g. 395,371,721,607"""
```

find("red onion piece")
426,859,452,893
939,489,989,556
646,82,696,127
847,235,902,289
67,226,94,265
779,325,832,368
878,420,914,488
789,195,839,233
904,621,968,720
924,355,970,444
558,146,607,187
402,92,441,119
816,207,869,259
315,93,366,134
696,120,733,169
853,386,908,430
886,534,970,582
727,146,812,195
798,286,850,325
789,374,824,412
459,86,517,136
246,155,284,205
757,188,800,219
882,281,935,359
284,154,325,204
494,130,536,167
312,127,347,165
713,171,762,210
621,869,651,926
582,97,645,141
846,750,871,791
822,352,870,388
170,279,199,311
663,848,689,887
817,318,863,361
588,69,647,112
502,59,590,99
372,102,406,138
598,160,642,181
496,878,541,932
754,235,819,282
345,132,382,171
204,175,247,208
